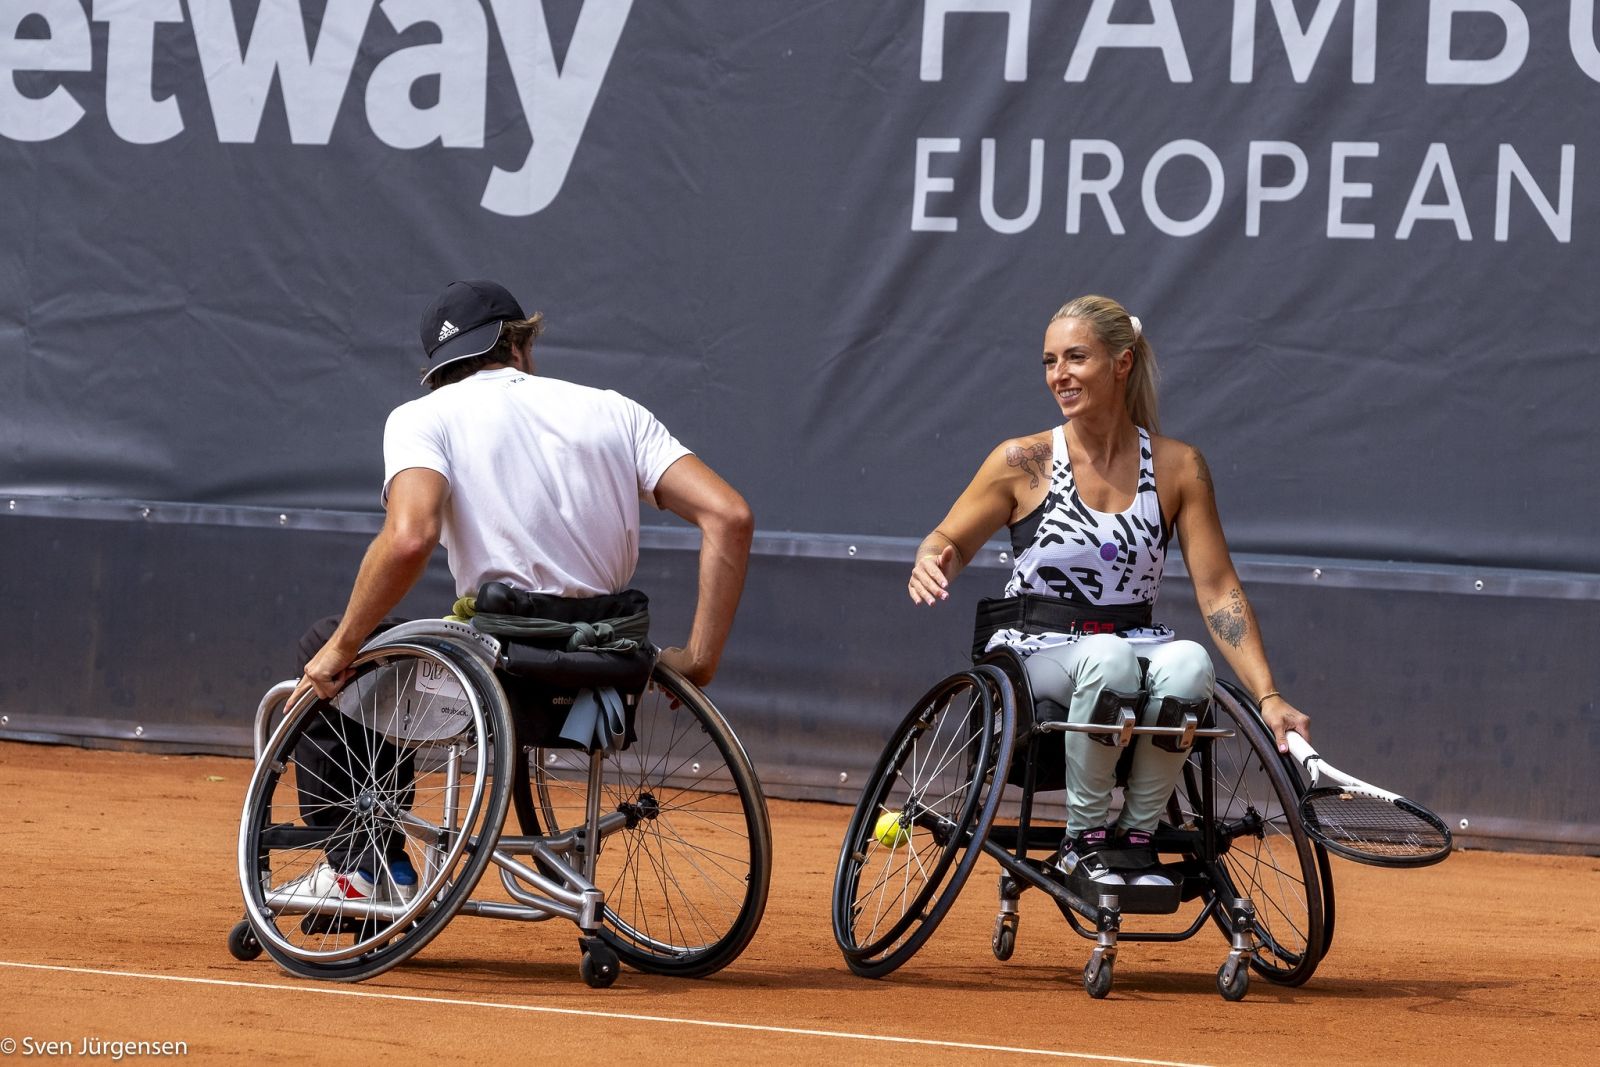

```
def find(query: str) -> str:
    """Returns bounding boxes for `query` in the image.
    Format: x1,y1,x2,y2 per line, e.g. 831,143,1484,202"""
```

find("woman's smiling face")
1042,315,1129,420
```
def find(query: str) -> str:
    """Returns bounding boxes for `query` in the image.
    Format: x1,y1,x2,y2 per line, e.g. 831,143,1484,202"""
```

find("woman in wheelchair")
907,294,1311,891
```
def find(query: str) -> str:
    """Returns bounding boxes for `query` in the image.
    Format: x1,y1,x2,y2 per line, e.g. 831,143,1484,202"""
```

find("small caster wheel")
1084,959,1113,999
993,924,1017,961
580,942,620,989
992,915,1017,966
1217,961,1249,1001
227,920,263,961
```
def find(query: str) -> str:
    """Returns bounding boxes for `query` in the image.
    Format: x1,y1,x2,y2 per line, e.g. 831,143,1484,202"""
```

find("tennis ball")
874,811,908,848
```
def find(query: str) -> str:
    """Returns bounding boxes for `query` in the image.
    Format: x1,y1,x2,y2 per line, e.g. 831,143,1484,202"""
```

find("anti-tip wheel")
227,920,263,962
1217,961,1249,1001
580,941,621,989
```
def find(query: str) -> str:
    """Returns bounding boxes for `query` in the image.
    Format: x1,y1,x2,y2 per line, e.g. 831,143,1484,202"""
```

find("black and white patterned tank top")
989,425,1173,655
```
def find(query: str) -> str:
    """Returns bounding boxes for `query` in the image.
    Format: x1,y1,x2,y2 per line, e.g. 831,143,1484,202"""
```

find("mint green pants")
1023,635,1216,836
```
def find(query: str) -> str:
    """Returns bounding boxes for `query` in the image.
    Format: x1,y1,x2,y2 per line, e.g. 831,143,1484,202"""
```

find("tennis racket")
1285,733,1452,868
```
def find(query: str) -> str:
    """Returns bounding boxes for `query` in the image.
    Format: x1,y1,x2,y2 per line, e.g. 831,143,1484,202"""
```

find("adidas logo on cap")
438,320,459,342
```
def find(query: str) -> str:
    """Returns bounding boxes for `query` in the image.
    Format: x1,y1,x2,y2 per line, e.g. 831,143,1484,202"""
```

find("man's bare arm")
298,467,448,700
652,455,754,687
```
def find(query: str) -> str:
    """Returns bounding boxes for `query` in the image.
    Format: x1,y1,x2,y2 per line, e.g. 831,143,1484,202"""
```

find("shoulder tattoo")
1205,588,1248,650
1005,441,1052,490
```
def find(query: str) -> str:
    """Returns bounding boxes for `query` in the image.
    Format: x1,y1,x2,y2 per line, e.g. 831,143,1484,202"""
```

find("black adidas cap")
418,279,527,385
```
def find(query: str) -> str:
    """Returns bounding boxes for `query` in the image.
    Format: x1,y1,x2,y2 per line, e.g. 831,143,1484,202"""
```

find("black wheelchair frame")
228,620,773,986
831,647,1335,1000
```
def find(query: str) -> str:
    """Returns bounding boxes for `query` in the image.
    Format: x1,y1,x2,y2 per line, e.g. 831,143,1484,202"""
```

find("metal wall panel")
2,513,1594,852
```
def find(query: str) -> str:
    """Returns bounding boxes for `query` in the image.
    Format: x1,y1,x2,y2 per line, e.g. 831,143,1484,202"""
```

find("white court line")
0,960,1214,1066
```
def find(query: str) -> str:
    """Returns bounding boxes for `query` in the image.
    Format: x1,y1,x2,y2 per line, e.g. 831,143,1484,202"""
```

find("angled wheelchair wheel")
832,668,1014,979
237,637,513,982
514,663,772,978
1177,681,1325,987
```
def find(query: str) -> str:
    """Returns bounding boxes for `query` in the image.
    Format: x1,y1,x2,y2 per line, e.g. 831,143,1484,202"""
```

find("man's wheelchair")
831,646,1333,1000
227,618,772,986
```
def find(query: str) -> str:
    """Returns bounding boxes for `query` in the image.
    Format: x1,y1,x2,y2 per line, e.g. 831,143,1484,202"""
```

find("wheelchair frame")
831,647,1335,1000
228,620,773,986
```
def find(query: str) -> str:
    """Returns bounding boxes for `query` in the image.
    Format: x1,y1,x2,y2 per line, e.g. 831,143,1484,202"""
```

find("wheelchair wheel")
237,638,513,982
1177,682,1324,987
831,669,1014,979
514,663,772,978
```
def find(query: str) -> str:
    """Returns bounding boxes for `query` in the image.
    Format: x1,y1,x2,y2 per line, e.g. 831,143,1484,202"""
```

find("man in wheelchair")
907,294,1310,895
287,278,753,904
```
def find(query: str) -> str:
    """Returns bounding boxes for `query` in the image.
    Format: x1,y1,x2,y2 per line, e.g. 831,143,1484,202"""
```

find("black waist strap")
972,594,1153,661
470,581,655,691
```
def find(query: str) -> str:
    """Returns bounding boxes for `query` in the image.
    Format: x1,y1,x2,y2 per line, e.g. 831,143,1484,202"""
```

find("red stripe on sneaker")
333,874,367,899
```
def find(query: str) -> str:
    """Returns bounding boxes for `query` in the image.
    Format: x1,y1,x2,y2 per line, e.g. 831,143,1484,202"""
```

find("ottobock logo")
0,0,636,217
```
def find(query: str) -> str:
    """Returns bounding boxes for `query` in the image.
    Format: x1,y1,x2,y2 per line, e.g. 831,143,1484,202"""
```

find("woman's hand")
908,545,958,605
1259,694,1311,753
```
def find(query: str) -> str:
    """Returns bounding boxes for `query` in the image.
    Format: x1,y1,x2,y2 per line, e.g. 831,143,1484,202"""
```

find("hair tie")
1128,315,1143,341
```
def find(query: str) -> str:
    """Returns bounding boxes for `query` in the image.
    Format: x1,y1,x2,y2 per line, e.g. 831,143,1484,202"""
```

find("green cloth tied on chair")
455,589,652,753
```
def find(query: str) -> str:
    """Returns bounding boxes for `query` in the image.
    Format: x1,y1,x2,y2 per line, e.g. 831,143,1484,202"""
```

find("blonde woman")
908,295,1310,887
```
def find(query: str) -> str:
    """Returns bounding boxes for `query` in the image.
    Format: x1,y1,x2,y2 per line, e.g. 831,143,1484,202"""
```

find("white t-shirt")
382,367,691,597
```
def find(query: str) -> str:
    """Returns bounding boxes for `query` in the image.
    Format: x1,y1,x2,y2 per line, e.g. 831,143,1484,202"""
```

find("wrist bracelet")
1258,690,1283,706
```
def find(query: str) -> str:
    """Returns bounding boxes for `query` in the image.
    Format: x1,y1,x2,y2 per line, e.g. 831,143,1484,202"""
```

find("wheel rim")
524,668,768,970
1181,687,1323,985
238,644,502,968
833,671,1003,966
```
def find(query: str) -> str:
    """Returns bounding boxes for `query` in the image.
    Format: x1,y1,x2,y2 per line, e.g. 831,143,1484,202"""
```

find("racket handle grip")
1284,730,1316,764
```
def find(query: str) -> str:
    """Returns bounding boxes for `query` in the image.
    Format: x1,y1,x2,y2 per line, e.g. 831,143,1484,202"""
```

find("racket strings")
1300,790,1448,857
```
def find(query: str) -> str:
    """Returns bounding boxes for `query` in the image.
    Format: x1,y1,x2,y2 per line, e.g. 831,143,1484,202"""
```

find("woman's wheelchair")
831,646,1333,1000
227,618,772,986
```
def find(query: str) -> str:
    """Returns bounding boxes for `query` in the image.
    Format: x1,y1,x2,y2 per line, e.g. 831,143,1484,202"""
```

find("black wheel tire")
992,923,1017,961
227,920,262,961
1084,959,1114,999
581,943,621,989
831,668,1014,979
237,638,513,982
1218,962,1250,1001
1181,682,1325,988
517,663,772,979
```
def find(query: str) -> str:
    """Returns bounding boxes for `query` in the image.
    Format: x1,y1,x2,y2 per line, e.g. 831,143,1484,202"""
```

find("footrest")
1066,867,1184,915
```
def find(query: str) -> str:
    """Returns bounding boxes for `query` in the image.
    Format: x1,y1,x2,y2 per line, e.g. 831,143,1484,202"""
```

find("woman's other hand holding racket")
1258,691,1310,753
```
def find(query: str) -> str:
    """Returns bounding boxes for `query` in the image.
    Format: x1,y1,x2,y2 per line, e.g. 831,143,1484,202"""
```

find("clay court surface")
1,741,1595,1065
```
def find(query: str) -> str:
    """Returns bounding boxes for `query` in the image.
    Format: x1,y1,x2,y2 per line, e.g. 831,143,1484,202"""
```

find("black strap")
475,581,654,692
475,581,648,630
972,594,1153,661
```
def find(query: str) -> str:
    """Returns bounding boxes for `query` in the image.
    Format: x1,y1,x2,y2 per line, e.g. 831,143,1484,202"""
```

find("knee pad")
1088,687,1144,747
1152,694,1209,752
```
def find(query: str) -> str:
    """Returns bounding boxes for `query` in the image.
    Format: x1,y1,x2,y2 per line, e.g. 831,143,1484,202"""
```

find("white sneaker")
1126,870,1175,887
268,862,377,908
383,856,419,904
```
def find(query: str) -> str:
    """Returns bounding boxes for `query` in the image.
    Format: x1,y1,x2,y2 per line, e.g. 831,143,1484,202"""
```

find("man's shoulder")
535,378,658,422
385,389,443,428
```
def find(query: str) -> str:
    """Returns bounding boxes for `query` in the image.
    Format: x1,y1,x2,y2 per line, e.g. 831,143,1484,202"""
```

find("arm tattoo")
1005,441,1052,489
1193,448,1215,495
1205,588,1249,649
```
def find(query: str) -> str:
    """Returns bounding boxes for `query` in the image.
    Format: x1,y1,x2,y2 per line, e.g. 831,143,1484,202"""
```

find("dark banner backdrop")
2,1,1597,849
